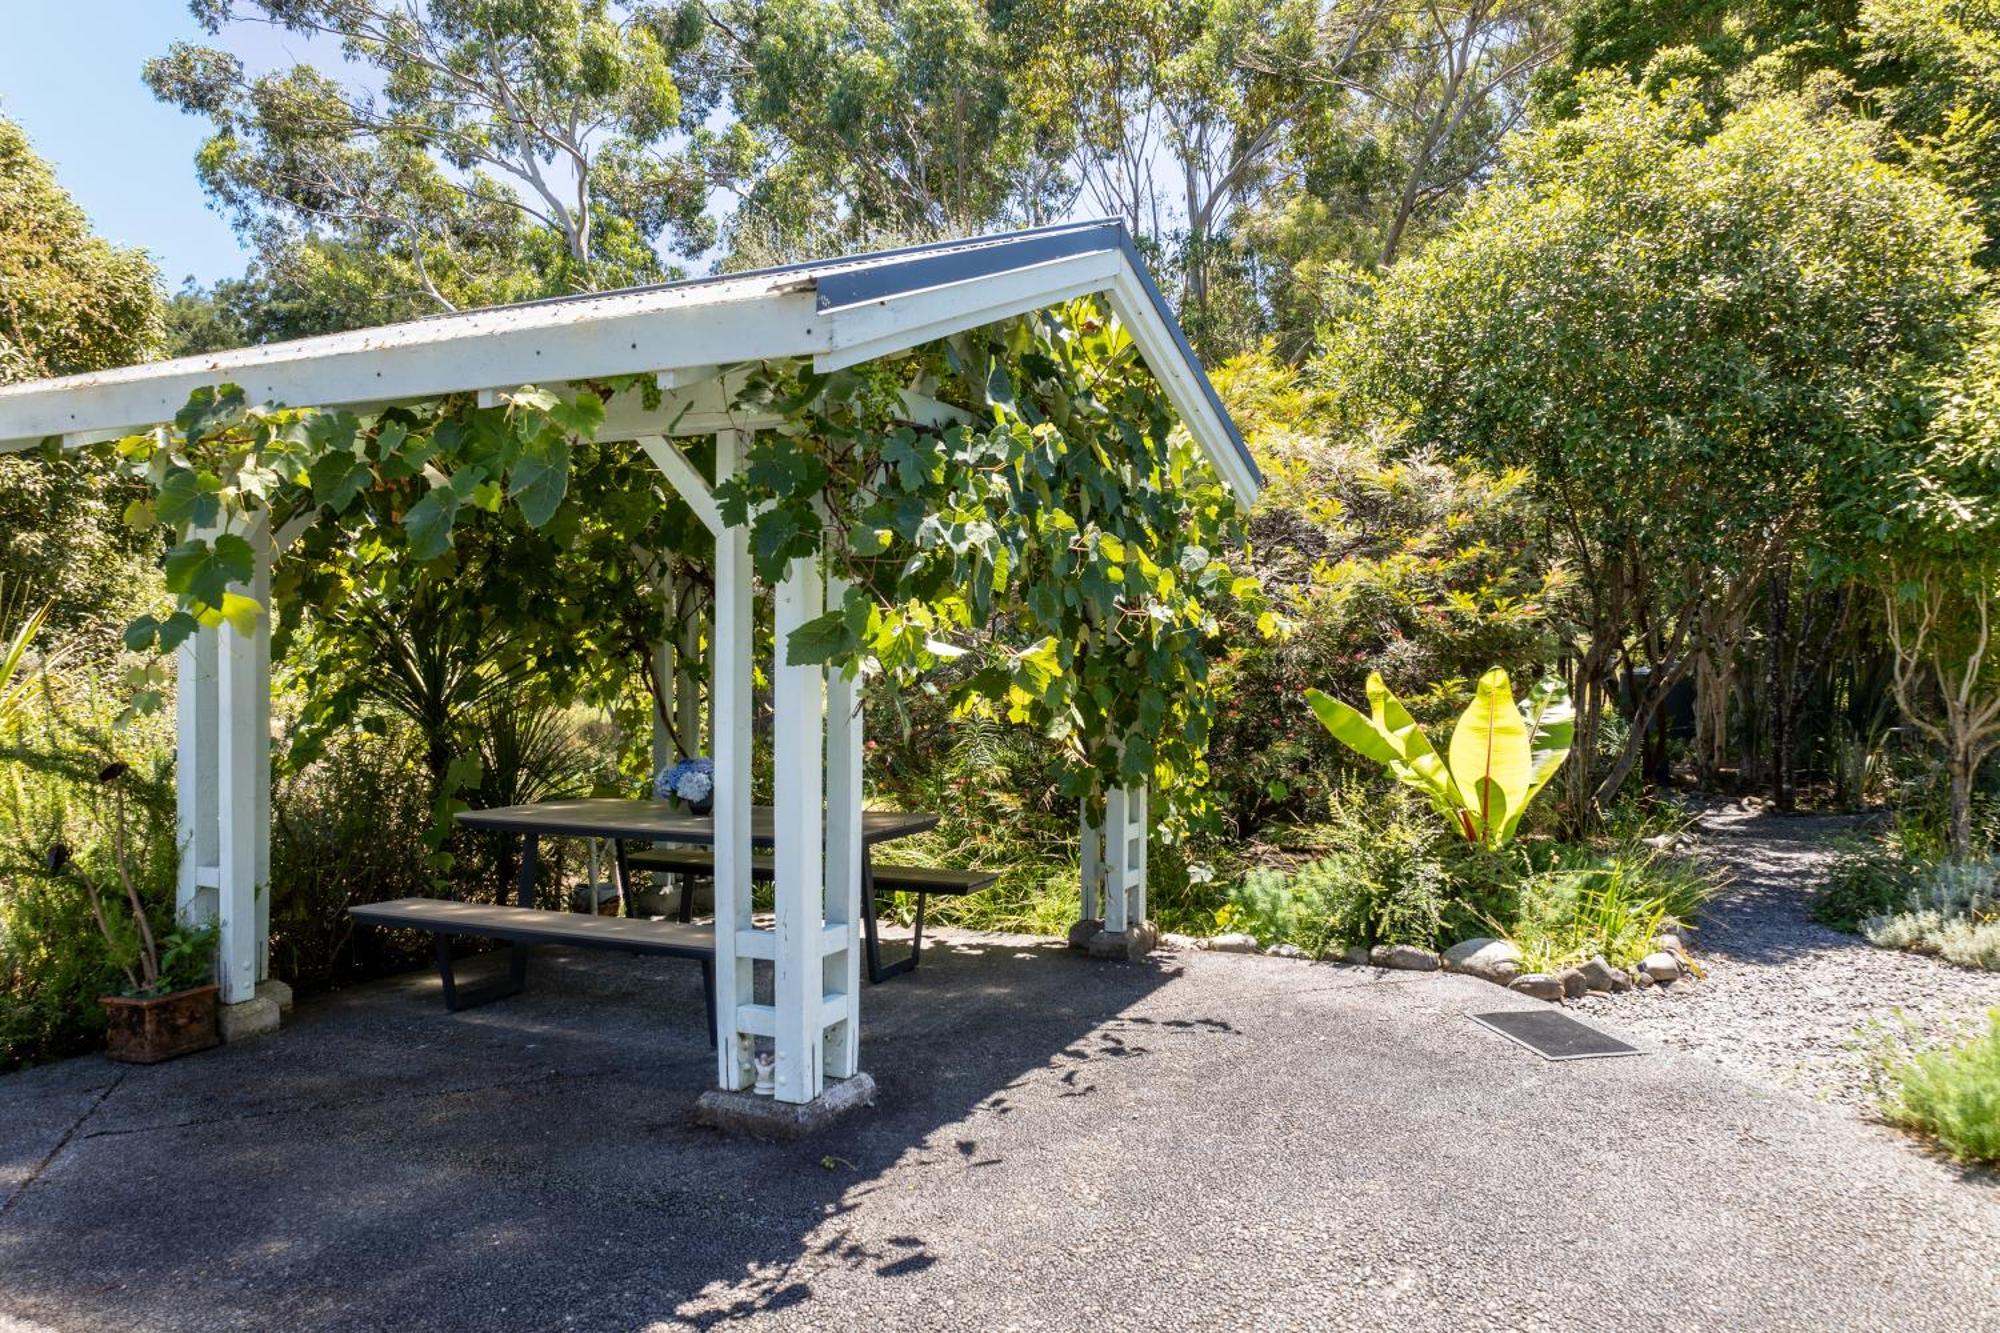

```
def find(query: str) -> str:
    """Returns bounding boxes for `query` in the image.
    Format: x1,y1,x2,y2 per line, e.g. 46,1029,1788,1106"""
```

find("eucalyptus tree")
696,0,1065,263
1344,0,1567,267
145,1,720,310
1010,0,1374,352
1334,82,1983,824
1234,0,1565,355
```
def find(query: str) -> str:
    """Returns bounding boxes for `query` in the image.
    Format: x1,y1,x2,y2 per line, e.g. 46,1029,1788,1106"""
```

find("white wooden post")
175,626,219,930
251,540,273,981
1126,783,1149,926
179,522,278,1007
215,571,263,1004
1102,786,1131,935
711,430,755,1090
771,554,826,1104
1101,783,1150,934
1079,797,1104,922
822,573,864,1081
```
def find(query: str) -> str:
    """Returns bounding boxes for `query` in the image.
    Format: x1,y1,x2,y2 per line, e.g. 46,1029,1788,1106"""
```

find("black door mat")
1470,1009,1642,1061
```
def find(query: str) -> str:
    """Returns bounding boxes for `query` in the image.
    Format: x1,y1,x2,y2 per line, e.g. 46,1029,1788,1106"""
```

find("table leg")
610,838,635,917
516,833,540,908
511,832,540,983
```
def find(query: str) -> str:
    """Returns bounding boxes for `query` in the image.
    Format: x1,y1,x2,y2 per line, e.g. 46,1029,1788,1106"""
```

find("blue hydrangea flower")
654,756,715,805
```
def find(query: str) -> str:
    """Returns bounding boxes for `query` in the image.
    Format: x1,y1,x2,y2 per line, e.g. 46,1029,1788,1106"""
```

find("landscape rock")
1577,956,1621,993
1066,918,1104,950
1641,951,1682,984
1087,920,1160,961
1207,932,1260,954
254,978,293,1016
1442,937,1523,986
1160,932,1200,951
1340,945,1372,966
1508,973,1565,1002
1652,932,1688,956
1369,943,1440,971
1265,943,1308,960
1633,968,1655,990
1558,967,1588,999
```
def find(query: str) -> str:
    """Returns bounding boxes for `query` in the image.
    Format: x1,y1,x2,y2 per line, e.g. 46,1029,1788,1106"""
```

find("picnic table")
352,799,990,1041
453,799,981,980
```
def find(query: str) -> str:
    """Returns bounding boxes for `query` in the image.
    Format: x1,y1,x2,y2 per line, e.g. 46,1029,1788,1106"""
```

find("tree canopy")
1332,79,1984,811
145,0,718,309
0,116,163,384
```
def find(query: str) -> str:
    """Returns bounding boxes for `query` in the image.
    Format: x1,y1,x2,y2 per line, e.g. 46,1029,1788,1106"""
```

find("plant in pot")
46,762,222,1064
654,756,715,816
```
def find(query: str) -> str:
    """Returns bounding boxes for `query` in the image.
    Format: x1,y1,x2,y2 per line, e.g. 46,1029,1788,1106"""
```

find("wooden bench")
623,847,996,982
350,898,717,1045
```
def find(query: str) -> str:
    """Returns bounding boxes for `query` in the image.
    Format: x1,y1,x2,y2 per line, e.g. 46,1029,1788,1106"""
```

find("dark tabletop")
454,798,939,846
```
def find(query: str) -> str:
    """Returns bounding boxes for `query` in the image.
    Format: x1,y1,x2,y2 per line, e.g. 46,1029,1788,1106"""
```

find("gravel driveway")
1571,804,2000,1113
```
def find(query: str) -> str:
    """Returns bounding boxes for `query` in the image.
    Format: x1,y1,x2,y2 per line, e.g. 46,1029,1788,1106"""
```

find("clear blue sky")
0,3,331,289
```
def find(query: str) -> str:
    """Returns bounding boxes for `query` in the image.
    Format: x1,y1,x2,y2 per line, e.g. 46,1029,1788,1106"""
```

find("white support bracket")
636,434,722,537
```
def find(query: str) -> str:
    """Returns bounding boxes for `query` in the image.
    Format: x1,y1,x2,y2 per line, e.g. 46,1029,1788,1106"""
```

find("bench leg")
434,935,527,1012
862,858,925,984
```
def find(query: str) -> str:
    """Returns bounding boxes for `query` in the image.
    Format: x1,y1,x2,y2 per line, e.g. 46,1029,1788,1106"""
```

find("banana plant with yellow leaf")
1305,668,1574,850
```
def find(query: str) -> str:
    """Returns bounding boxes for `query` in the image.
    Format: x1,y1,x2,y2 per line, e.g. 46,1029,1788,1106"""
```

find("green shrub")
1849,854,2000,971
269,724,451,990
1202,357,1566,838
1815,838,1921,932
1,670,180,1069
1220,785,1713,962
1222,865,1322,950
1222,783,1459,952
1864,912,2000,970
1876,1011,2000,1164
1506,843,1714,971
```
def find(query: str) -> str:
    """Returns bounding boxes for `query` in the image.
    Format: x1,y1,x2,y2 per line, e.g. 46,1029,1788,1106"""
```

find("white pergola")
0,220,1260,1110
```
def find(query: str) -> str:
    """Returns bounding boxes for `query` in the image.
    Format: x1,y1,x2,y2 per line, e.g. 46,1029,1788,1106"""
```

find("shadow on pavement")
0,933,1196,1331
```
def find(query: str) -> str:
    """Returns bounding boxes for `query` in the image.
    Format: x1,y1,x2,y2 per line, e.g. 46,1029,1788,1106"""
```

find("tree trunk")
1950,746,1976,860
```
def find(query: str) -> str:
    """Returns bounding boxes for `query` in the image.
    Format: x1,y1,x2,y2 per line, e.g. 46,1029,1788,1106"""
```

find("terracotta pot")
101,984,220,1065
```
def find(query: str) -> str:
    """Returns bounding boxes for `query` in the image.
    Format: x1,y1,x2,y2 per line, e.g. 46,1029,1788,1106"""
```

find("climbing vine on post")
714,299,1270,829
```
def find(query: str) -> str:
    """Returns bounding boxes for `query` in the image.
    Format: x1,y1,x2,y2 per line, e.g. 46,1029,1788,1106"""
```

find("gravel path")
1572,804,2000,1112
